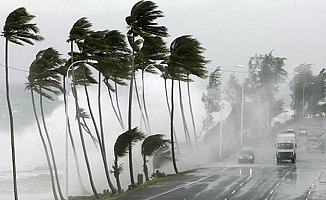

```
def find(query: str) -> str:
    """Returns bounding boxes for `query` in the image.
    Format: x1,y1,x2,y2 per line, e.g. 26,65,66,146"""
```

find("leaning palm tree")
126,0,168,185
64,17,93,193
165,35,208,173
2,7,44,199
68,62,100,199
113,127,145,193
141,134,169,181
26,48,65,200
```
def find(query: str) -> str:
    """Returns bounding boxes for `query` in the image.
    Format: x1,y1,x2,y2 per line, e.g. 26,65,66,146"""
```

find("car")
299,127,307,135
238,148,255,164
285,128,296,134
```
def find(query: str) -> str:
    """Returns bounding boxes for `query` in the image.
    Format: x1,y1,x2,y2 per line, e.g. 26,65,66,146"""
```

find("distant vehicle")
285,128,296,134
276,133,297,164
238,148,255,164
299,127,307,135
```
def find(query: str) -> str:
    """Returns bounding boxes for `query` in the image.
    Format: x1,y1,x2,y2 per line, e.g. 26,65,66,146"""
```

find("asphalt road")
119,118,326,200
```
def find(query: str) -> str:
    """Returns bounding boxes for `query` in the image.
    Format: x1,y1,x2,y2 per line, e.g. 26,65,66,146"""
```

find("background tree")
201,67,221,135
289,63,314,117
2,7,44,200
247,51,287,132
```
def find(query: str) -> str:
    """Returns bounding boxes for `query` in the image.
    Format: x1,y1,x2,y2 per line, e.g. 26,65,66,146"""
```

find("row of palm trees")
2,1,208,199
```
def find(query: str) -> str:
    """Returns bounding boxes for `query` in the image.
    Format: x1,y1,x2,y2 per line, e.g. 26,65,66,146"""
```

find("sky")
0,0,326,84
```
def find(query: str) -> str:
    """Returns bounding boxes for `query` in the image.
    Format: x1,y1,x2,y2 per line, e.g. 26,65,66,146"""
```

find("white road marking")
145,167,230,200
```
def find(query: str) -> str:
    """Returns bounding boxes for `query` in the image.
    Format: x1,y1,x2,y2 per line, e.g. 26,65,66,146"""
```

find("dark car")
238,148,255,164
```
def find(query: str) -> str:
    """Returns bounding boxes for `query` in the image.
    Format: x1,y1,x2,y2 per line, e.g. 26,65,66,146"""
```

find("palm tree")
141,134,169,181
113,127,145,193
26,48,65,200
126,0,168,185
166,35,208,173
69,63,100,199
2,7,44,199
65,17,93,193
138,36,168,135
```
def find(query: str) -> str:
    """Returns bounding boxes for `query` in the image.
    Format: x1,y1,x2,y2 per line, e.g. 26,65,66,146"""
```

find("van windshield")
278,143,293,149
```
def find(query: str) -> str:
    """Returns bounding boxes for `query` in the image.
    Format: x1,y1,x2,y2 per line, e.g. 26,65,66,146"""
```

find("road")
119,118,326,200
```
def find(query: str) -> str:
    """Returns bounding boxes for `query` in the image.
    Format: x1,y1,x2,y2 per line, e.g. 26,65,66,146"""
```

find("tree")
201,67,221,135
141,134,169,181
2,7,44,200
26,48,64,200
247,51,287,132
126,0,168,184
113,128,145,193
165,35,208,173
289,63,314,117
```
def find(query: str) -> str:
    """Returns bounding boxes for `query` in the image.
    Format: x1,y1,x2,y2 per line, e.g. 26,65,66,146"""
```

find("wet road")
119,118,326,200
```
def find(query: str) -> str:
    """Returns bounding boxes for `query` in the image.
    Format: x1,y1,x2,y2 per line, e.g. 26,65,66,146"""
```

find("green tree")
26,48,64,200
247,51,287,131
165,35,208,173
289,63,314,117
141,134,169,181
64,17,93,193
113,128,145,193
201,67,221,134
2,7,44,200
126,0,168,184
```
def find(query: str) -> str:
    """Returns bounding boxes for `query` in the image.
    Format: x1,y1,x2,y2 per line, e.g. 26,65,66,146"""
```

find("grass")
68,169,196,200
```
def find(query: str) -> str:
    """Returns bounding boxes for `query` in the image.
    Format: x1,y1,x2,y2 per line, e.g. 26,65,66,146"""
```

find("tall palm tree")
141,134,169,181
69,63,100,199
166,35,208,173
26,48,65,200
65,17,93,193
81,29,131,194
2,7,44,199
113,127,145,193
126,0,168,185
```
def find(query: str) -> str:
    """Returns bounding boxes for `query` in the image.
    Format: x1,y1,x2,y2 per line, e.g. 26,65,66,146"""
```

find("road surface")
119,118,326,200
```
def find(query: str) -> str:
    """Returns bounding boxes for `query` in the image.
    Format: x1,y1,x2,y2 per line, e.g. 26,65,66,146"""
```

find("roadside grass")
69,169,197,200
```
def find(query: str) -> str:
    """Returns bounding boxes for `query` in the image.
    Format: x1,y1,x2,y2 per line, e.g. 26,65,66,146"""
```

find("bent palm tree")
141,134,169,181
166,35,208,173
26,47,64,200
2,7,43,199
113,127,145,193
126,0,168,185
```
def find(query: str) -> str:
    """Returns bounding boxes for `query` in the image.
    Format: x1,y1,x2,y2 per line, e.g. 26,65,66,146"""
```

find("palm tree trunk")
113,156,122,194
164,78,179,151
134,79,149,134
170,78,179,174
5,39,18,200
114,82,125,130
72,71,99,199
106,83,124,130
141,69,151,135
63,76,88,194
178,80,192,152
30,88,59,200
128,46,136,185
142,155,149,182
186,77,198,149
39,92,65,200
98,72,118,194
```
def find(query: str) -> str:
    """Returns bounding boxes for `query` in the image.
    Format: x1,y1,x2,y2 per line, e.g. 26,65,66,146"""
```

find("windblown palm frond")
142,134,170,157
114,127,145,158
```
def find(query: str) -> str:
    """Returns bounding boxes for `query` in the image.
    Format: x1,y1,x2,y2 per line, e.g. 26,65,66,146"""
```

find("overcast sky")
0,0,326,85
